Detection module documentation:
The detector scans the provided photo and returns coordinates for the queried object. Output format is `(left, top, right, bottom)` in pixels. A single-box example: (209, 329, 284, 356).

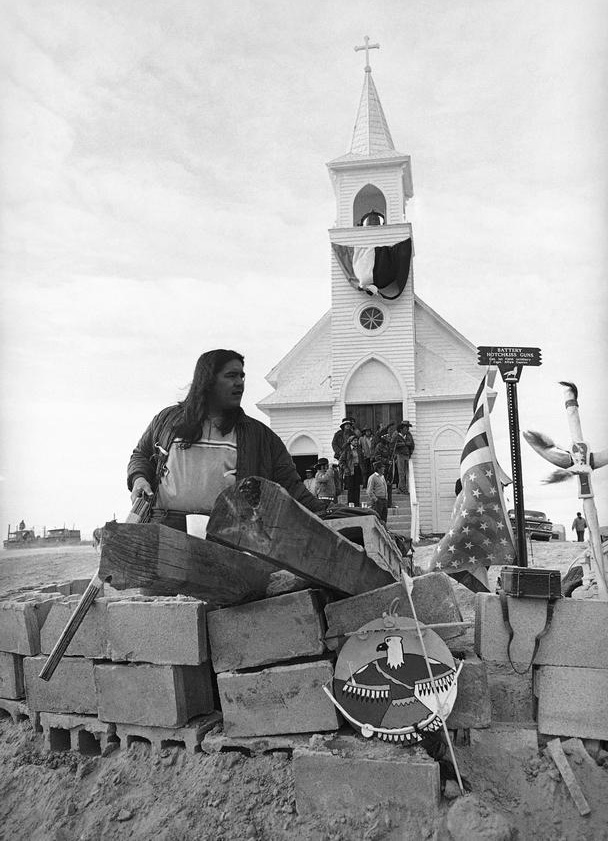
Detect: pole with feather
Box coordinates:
(523, 381, 608, 600)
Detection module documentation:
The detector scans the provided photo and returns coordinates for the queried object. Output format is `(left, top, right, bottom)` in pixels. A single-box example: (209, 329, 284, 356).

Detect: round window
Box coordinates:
(359, 306, 384, 330)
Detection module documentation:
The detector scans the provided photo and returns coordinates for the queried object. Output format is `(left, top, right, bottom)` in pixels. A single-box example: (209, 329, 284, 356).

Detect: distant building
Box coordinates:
(258, 54, 480, 533)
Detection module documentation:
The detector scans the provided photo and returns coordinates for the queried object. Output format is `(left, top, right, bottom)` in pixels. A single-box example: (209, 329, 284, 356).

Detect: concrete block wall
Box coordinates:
(0, 581, 215, 752)
(209, 589, 340, 738)
(475, 592, 608, 740)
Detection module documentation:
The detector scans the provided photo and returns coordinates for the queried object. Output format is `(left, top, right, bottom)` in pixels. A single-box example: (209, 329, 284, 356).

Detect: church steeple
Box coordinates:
(350, 67, 395, 156)
(327, 37, 413, 227)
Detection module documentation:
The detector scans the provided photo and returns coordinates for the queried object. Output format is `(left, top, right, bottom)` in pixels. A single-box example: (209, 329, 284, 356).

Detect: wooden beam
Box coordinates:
(99, 521, 276, 607)
(546, 738, 591, 816)
(207, 477, 396, 596)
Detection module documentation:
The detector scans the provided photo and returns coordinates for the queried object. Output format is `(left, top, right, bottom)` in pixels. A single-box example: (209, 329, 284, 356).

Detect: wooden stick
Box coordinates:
(401, 571, 465, 795)
(38, 574, 103, 681)
(561, 382, 608, 600)
(546, 738, 591, 816)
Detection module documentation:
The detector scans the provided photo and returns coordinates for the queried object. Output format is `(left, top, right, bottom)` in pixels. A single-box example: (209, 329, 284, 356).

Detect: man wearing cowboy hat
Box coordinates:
(391, 421, 415, 494)
(331, 417, 355, 460)
(314, 457, 336, 502)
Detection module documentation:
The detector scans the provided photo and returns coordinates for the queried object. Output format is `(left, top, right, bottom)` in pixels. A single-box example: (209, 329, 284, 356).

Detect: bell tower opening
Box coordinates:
(353, 184, 387, 226)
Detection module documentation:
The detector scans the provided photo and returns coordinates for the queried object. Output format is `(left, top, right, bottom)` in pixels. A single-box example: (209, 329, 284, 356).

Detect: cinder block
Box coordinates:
(40, 597, 112, 659)
(107, 596, 207, 665)
(0, 652, 25, 699)
(537, 665, 608, 740)
(69, 579, 97, 596)
(324, 515, 403, 579)
(475, 593, 608, 668)
(0, 593, 62, 655)
(0, 696, 37, 728)
(95, 662, 214, 727)
(24, 655, 97, 714)
(115, 711, 221, 753)
(325, 572, 463, 651)
(208, 589, 325, 672)
(217, 660, 340, 737)
(40, 712, 116, 755)
(293, 747, 440, 817)
(485, 661, 536, 723)
(446, 653, 491, 729)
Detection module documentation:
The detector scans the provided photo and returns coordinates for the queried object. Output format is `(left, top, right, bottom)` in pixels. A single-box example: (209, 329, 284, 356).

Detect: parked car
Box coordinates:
(507, 509, 553, 541)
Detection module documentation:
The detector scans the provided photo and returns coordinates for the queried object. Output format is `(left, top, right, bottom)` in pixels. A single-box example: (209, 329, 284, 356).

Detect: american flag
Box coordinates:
(431, 372, 516, 591)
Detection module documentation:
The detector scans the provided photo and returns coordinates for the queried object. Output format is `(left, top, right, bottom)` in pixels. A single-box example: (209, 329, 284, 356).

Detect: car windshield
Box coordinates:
(507, 510, 547, 520)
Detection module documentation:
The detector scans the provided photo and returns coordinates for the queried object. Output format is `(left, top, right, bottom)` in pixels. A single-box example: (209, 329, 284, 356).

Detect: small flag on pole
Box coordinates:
(431, 372, 516, 592)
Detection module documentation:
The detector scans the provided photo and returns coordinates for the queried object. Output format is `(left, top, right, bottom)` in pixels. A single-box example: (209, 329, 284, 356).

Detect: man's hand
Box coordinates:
(130, 477, 153, 504)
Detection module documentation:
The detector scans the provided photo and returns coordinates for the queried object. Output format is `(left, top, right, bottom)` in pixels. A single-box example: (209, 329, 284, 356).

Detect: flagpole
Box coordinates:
(401, 571, 465, 795)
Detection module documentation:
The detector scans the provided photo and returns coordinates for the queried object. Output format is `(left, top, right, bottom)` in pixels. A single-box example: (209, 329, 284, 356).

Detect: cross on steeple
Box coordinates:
(354, 36, 380, 72)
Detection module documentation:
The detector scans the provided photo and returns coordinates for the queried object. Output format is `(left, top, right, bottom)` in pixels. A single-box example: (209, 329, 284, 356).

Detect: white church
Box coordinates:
(258, 44, 481, 534)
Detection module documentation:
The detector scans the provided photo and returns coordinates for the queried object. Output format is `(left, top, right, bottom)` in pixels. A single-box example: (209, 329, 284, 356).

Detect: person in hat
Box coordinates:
(391, 421, 415, 494)
(367, 460, 389, 522)
(303, 468, 316, 494)
(314, 457, 336, 502)
(339, 433, 364, 506)
(359, 427, 374, 486)
(127, 349, 327, 531)
(331, 418, 354, 459)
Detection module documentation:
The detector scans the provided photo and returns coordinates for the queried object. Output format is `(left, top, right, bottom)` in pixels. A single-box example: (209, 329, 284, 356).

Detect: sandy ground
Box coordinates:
(1, 540, 607, 840)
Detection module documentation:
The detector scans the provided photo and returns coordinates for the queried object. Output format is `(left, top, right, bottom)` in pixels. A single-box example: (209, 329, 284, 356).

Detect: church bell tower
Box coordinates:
(327, 38, 416, 433)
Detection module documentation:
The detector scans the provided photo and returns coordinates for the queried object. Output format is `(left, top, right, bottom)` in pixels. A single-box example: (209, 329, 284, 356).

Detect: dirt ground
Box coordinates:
(1, 541, 607, 840)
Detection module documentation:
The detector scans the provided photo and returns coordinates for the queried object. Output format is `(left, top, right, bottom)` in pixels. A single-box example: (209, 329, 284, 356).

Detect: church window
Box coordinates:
(353, 184, 387, 226)
(359, 306, 384, 330)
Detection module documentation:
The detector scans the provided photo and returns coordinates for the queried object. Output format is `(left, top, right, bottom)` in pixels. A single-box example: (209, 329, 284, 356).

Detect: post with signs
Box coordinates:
(477, 346, 542, 567)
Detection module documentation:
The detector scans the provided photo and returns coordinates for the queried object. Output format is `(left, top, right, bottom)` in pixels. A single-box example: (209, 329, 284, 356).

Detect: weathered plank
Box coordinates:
(546, 738, 591, 816)
(99, 521, 276, 606)
(207, 477, 396, 596)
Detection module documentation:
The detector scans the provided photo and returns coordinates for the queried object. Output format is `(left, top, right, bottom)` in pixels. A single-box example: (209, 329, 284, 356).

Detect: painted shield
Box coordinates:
(327, 615, 461, 744)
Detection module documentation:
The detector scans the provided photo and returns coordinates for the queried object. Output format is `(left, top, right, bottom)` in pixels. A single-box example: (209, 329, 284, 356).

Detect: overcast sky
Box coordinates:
(1, 0, 607, 541)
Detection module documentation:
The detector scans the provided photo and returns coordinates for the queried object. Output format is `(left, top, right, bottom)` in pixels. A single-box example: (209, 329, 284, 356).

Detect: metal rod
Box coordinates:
(38, 574, 103, 681)
(506, 381, 527, 567)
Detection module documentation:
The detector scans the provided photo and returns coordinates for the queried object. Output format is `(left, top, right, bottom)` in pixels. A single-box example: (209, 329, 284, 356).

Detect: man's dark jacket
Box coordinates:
(127, 405, 326, 514)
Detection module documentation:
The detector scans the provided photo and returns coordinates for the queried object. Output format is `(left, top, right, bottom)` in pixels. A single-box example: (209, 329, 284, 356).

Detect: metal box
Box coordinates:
(500, 566, 562, 599)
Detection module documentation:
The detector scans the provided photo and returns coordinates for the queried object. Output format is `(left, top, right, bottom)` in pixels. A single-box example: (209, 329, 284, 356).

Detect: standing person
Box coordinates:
(314, 458, 336, 502)
(303, 469, 316, 494)
(391, 421, 415, 494)
(127, 349, 327, 531)
(360, 428, 374, 486)
(571, 512, 587, 542)
(367, 461, 389, 523)
(331, 419, 354, 460)
(339, 434, 363, 507)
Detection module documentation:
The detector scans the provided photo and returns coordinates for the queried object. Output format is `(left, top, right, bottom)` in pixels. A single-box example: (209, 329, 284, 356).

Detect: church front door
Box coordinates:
(346, 402, 403, 432)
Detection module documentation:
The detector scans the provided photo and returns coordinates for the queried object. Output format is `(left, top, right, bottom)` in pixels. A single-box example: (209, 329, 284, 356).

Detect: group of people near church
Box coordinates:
(299, 417, 415, 523)
(127, 348, 415, 534)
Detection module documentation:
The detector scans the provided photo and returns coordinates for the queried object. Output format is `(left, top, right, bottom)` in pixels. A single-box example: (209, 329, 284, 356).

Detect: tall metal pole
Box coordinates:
(506, 381, 528, 567)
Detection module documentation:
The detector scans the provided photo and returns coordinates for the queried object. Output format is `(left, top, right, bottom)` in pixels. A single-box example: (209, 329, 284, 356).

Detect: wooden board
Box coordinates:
(207, 477, 396, 596)
(546, 737, 591, 816)
(99, 521, 276, 607)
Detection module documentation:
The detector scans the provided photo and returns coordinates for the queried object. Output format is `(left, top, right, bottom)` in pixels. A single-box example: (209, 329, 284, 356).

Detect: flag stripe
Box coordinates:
(460, 432, 488, 464)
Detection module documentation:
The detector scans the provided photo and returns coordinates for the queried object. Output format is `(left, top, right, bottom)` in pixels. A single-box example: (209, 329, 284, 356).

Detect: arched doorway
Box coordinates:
(288, 433, 318, 480)
(344, 358, 403, 432)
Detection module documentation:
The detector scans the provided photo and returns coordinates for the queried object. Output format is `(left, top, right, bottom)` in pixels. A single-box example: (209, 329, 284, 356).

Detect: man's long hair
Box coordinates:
(174, 349, 244, 446)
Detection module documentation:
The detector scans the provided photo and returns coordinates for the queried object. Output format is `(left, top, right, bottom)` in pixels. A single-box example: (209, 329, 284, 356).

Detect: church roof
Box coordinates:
(328, 70, 405, 166)
(258, 297, 481, 409)
(414, 342, 480, 398)
(258, 311, 333, 407)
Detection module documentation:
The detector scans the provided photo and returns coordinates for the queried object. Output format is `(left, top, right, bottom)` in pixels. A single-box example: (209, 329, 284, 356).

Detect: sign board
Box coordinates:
(477, 346, 542, 367)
